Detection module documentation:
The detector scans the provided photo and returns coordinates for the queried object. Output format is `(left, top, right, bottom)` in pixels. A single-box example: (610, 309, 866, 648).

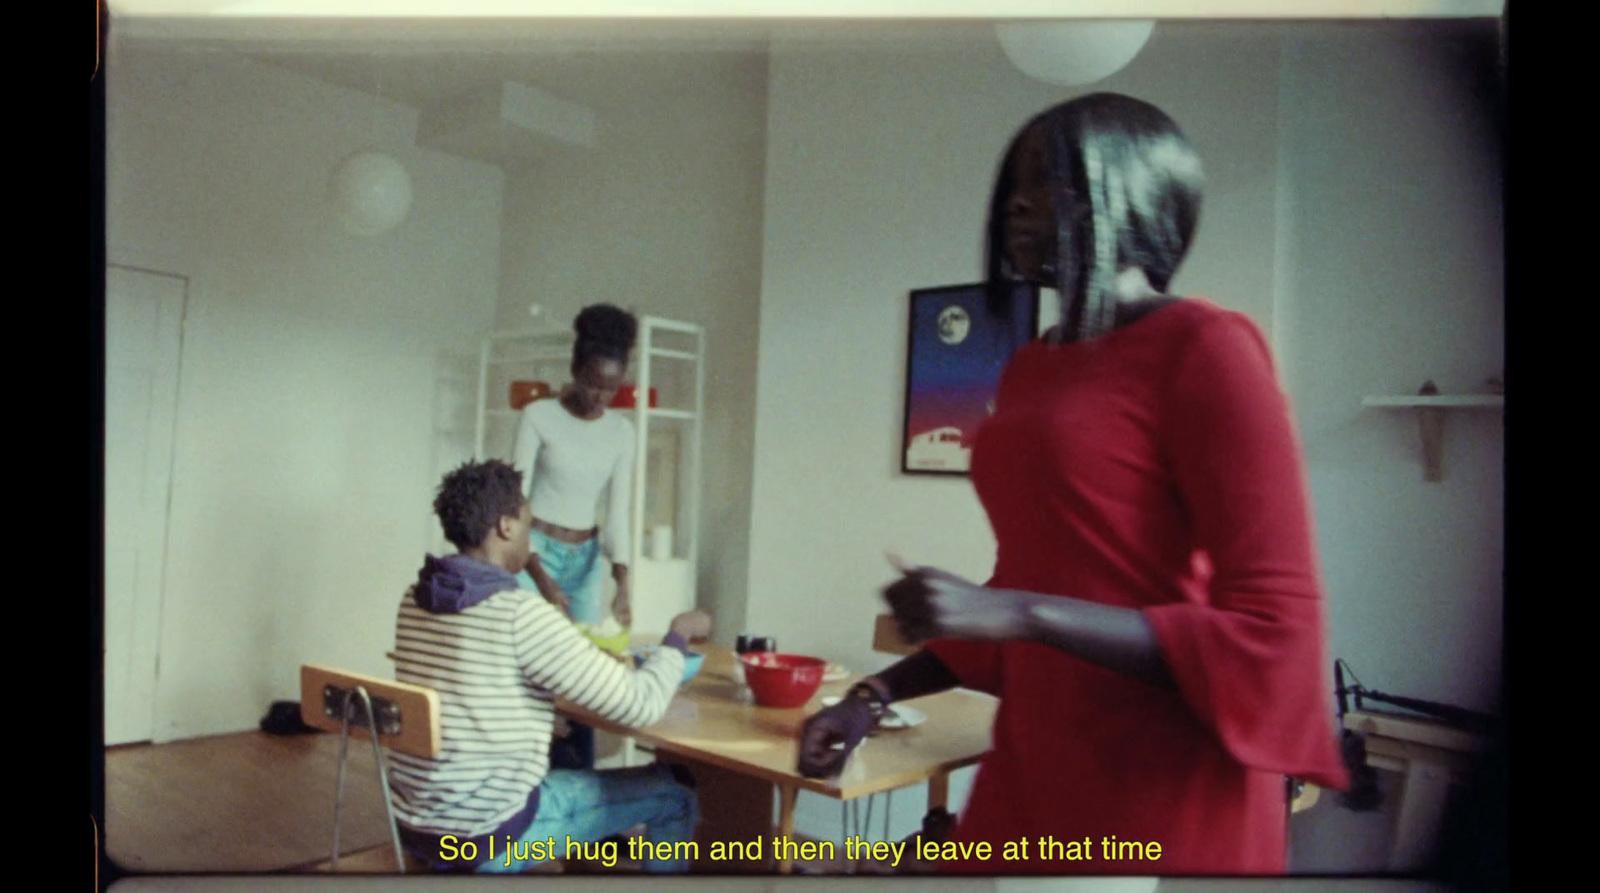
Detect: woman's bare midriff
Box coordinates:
(531, 516, 598, 544)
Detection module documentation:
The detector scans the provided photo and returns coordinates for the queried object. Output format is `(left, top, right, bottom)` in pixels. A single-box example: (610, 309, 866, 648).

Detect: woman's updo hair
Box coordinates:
(572, 304, 639, 372)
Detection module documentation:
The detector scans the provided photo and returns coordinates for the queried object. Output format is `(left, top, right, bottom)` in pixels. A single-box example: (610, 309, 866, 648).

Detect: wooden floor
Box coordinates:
(106, 730, 395, 873)
(101, 732, 1383, 884)
(103, 729, 879, 876)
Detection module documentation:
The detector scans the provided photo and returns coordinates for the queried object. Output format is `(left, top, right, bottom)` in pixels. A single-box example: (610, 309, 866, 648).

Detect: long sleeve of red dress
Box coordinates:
(922, 299, 1347, 875)
(1143, 308, 1348, 785)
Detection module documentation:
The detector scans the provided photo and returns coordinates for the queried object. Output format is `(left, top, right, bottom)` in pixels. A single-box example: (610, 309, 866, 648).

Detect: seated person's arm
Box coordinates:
(513, 602, 711, 729)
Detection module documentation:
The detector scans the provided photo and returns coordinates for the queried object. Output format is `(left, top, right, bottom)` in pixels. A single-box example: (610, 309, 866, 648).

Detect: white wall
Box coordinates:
(1274, 22, 1503, 872)
(1276, 20, 1503, 714)
(490, 50, 770, 641)
(107, 42, 505, 741)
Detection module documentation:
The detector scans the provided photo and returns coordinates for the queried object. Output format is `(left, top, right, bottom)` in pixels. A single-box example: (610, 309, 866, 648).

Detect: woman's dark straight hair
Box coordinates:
(985, 93, 1205, 342)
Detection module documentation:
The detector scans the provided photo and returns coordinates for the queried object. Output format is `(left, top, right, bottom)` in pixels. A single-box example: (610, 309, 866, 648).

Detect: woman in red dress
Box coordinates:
(798, 93, 1349, 874)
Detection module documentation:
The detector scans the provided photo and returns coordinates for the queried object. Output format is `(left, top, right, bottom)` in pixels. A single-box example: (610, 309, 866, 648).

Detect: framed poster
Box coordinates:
(901, 282, 1039, 475)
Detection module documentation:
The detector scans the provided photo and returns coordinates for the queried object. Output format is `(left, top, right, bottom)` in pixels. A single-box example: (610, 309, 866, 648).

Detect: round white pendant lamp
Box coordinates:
(330, 151, 413, 237)
(996, 21, 1157, 87)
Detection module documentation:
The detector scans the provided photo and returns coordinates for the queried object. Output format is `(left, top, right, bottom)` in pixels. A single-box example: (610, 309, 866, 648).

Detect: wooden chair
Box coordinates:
(299, 664, 441, 873)
(872, 614, 917, 656)
(1291, 781, 1321, 813)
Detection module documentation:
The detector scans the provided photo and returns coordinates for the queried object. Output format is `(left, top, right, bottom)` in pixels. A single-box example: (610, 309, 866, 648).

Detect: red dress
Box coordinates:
(925, 299, 1349, 875)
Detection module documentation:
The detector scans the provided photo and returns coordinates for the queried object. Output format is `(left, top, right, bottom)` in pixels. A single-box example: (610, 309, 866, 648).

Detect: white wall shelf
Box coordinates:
(1361, 395, 1504, 410)
(1360, 384, 1503, 483)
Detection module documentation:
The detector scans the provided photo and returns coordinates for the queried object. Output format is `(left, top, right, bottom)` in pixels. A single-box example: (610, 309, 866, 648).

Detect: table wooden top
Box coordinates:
(1341, 710, 1484, 753)
(560, 642, 996, 800)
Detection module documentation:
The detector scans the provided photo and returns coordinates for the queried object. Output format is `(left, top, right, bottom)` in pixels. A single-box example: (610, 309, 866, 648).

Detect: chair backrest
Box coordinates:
(299, 664, 442, 760)
(1291, 783, 1321, 813)
(873, 614, 916, 656)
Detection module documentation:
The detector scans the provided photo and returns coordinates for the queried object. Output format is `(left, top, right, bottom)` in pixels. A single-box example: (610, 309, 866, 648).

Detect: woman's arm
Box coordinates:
(510, 404, 543, 501)
(611, 562, 632, 626)
(602, 419, 635, 562)
(512, 598, 683, 729)
(1020, 591, 1172, 687)
(604, 420, 635, 624)
(524, 552, 570, 614)
(1138, 312, 1348, 786)
(882, 561, 1174, 688)
(855, 649, 961, 704)
(797, 649, 959, 778)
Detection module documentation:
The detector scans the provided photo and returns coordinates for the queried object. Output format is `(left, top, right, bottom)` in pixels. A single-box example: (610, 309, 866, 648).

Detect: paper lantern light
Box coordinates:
(330, 151, 413, 236)
(996, 21, 1157, 87)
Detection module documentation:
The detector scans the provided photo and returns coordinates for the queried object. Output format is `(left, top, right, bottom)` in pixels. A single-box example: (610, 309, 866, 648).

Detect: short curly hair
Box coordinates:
(572, 303, 638, 373)
(432, 459, 526, 551)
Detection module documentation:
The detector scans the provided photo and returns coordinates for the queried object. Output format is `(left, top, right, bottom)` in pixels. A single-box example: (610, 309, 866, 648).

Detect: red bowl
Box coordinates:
(739, 653, 827, 708)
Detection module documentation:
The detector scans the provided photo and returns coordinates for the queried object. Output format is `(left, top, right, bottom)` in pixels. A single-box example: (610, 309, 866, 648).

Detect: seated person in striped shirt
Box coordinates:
(389, 459, 713, 873)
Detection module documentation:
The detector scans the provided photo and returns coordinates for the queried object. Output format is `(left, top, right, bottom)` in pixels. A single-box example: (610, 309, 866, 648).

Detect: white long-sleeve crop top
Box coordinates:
(510, 398, 635, 562)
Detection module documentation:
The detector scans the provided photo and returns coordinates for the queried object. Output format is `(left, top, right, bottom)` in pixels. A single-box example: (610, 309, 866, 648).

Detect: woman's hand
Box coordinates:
(668, 610, 713, 642)
(612, 578, 633, 628)
(525, 554, 572, 616)
(883, 553, 1029, 644)
(797, 696, 877, 779)
(541, 586, 572, 616)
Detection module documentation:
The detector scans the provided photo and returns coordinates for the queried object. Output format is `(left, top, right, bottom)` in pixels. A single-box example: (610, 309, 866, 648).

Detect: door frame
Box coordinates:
(104, 245, 199, 745)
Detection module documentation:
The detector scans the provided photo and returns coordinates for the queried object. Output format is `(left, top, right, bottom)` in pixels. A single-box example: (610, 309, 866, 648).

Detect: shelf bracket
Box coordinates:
(1361, 380, 1502, 483)
(1417, 406, 1445, 483)
(1415, 380, 1444, 483)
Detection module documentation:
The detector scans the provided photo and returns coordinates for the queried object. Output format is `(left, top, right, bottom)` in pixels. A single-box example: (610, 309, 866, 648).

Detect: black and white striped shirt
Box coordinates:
(388, 585, 684, 838)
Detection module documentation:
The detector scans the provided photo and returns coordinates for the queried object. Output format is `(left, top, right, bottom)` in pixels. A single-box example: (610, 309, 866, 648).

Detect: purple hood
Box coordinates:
(411, 554, 519, 614)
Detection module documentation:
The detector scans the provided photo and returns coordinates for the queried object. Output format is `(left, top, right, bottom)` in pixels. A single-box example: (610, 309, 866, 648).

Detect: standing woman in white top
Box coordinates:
(511, 304, 638, 631)
(511, 305, 638, 772)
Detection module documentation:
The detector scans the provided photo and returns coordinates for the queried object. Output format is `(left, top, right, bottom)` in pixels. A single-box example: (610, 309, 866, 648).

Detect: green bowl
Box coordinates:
(578, 624, 632, 656)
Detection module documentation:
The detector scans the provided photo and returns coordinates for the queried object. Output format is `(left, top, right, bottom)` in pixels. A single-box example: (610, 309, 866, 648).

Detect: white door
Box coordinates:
(104, 265, 186, 746)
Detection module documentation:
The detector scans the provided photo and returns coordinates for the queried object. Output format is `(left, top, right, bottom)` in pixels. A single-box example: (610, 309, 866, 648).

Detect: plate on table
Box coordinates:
(822, 662, 850, 682)
(819, 697, 927, 730)
(879, 705, 926, 730)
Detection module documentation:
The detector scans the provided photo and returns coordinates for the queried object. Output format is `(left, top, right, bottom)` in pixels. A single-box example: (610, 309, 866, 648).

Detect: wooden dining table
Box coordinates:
(557, 640, 997, 874)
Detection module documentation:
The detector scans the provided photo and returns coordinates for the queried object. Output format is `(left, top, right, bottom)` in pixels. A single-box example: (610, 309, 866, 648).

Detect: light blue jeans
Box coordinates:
(517, 528, 606, 626)
(518, 527, 607, 770)
(474, 765, 699, 874)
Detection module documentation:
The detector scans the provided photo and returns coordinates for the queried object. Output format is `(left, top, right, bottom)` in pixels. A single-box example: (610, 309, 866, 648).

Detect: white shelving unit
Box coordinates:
(1361, 386, 1503, 482)
(472, 316, 705, 635)
(623, 318, 704, 639)
(473, 327, 573, 460)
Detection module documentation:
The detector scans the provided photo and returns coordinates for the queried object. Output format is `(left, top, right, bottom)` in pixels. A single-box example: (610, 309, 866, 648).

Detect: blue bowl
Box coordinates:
(680, 650, 706, 683)
(633, 647, 704, 685)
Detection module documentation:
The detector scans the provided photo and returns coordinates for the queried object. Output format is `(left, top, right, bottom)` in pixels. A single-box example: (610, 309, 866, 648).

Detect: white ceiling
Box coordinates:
(112, 20, 1025, 113)
(104, 0, 1508, 19)
(107, 19, 1026, 167)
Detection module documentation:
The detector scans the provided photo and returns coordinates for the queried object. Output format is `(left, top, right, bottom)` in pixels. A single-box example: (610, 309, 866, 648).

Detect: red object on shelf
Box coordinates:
(739, 653, 827, 708)
(509, 380, 552, 410)
(610, 385, 659, 409)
